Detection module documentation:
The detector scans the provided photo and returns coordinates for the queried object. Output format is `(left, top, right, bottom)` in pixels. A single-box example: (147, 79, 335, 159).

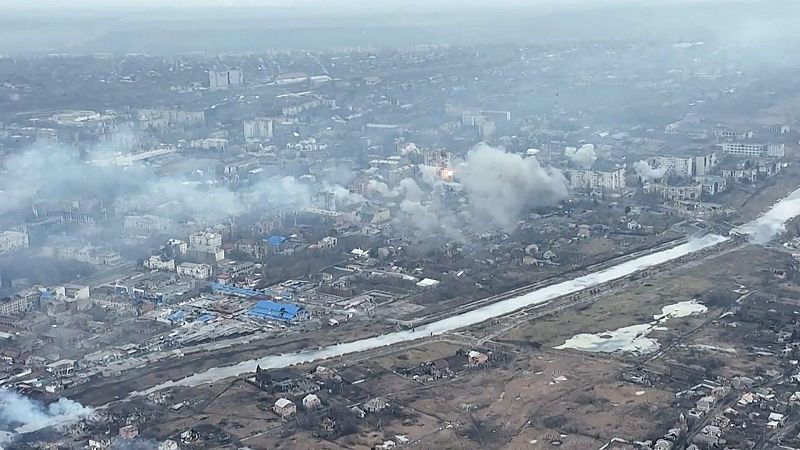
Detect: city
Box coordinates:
(2, 1, 800, 449)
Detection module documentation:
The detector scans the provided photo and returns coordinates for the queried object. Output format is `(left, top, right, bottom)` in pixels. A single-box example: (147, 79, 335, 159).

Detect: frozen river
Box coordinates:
(139, 186, 800, 394)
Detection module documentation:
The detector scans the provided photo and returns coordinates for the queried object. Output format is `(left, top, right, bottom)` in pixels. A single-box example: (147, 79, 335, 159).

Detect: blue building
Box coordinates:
(249, 300, 308, 322)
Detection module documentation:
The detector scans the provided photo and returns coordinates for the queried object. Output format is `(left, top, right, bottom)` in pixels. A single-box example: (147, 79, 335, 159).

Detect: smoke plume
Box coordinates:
(0, 390, 92, 437)
(457, 144, 569, 229)
(564, 144, 597, 169)
(633, 160, 667, 182)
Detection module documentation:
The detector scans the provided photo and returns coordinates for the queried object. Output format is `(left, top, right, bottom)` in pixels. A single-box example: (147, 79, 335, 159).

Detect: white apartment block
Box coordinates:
(648, 156, 693, 178)
(568, 167, 626, 191)
(721, 142, 784, 158)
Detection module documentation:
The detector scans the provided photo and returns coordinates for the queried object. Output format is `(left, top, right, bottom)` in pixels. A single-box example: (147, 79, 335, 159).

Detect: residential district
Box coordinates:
(2, 36, 800, 450)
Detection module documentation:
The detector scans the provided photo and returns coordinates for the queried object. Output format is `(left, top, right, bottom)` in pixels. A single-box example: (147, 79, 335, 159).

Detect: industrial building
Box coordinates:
(249, 299, 308, 322)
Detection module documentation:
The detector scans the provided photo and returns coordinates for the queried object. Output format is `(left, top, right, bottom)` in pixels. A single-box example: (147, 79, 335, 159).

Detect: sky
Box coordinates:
(4, 0, 747, 10)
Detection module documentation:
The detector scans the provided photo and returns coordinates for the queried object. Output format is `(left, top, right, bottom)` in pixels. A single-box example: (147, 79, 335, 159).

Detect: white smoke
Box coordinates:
(367, 180, 396, 198)
(418, 164, 444, 188)
(0, 390, 93, 438)
(457, 144, 569, 229)
(633, 160, 667, 182)
(397, 178, 425, 202)
(564, 144, 597, 169)
(321, 183, 365, 207)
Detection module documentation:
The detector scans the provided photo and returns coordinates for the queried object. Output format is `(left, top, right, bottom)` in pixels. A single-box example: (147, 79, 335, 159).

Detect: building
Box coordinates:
(249, 300, 309, 322)
(243, 118, 274, 141)
(302, 393, 322, 410)
(721, 142, 784, 158)
(143, 255, 176, 272)
(118, 425, 139, 440)
(46, 359, 77, 377)
(273, 398, 296, 418)
(468, 350, 489, 366)
(176, 262, 212, 280)
(568, 166, 626, 191)
(0, 231, 29, 254)
(209, 69, 243, 89)
(647, 156, 693, 178)
(185, 245, 225, 264)
(189, 231, 223, 249)
(0, 295, 36, 316)
(124, 215, 172, 234)
(189, 138, 227, 151)
(644, 182, 703, 201)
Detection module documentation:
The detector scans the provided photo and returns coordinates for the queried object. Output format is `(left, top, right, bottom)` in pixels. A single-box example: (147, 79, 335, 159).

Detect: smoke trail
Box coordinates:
(0, 390, 92, 437)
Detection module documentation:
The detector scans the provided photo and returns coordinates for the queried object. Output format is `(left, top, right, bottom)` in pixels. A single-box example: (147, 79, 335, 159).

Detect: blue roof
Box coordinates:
(264, 235, 288, 247)
(249, 300, 304, 322)
(211, 283, 276, 298)
(197, 313, 215, 323)
(167, 310, 188, 323)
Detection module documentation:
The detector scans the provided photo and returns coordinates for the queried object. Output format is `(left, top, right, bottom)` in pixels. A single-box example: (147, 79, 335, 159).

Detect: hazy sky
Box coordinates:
(6, 0, 744, 10)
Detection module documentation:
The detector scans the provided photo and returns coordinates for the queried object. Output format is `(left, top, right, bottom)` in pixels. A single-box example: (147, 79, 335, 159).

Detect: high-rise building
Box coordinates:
(243, 118, 274, 141)
(209, 69, 244, 89)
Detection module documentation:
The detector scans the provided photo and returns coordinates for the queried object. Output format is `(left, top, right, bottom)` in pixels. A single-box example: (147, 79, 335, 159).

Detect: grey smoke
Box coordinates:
(0, 140, 356, 227)
(564, 144, 597, 169)
(0, 390, 93, 437)
(633, 160, 667, 182)
(457, 144, 569, 229)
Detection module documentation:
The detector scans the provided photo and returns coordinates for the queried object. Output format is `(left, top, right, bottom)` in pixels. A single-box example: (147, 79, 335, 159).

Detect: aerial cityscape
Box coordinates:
(3, 1, 800, 449)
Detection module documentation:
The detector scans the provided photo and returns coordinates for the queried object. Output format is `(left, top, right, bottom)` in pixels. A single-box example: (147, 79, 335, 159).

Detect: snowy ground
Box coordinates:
(555, 300, 708, 355)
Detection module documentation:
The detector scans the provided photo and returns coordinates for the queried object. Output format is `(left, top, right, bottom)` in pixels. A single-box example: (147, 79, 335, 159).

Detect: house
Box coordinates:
(351, 406, 366, 418)
(303, 393, 322, 410)
(274, 398, 296, 418)
(119, 425, 139, 440)
(363, 397, 388, 413)
(313, 365, 336, 380)
(468, 350, 489, 366)
(696, 395, 716, 412)
(375, 441, 396, 450)
(88, 439, 111, 450)
(430, 359, 451, 378)
(158, 440, 179, 450)
(768, 412, 786, 428)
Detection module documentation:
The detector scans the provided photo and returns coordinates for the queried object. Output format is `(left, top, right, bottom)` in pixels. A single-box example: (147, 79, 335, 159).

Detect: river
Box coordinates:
(138, 186, 800, 394)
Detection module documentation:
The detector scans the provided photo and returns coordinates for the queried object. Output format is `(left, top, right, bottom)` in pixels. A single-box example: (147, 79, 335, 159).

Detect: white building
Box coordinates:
(721, 142, 784, 158)
(143, 255, 176, 272)
(648, 156, 693, 178)
(243, 118, 274, 141)
(0, 231, 29, 254)
(568, 167, 626, 191)
(176, 262, 212, 280)
(302, 394, 322, 410)
(273, 398, 296, 418)
(644, 183, 703, 201)
(644, 152, 717, 179)
(189, 231, 223, 249)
